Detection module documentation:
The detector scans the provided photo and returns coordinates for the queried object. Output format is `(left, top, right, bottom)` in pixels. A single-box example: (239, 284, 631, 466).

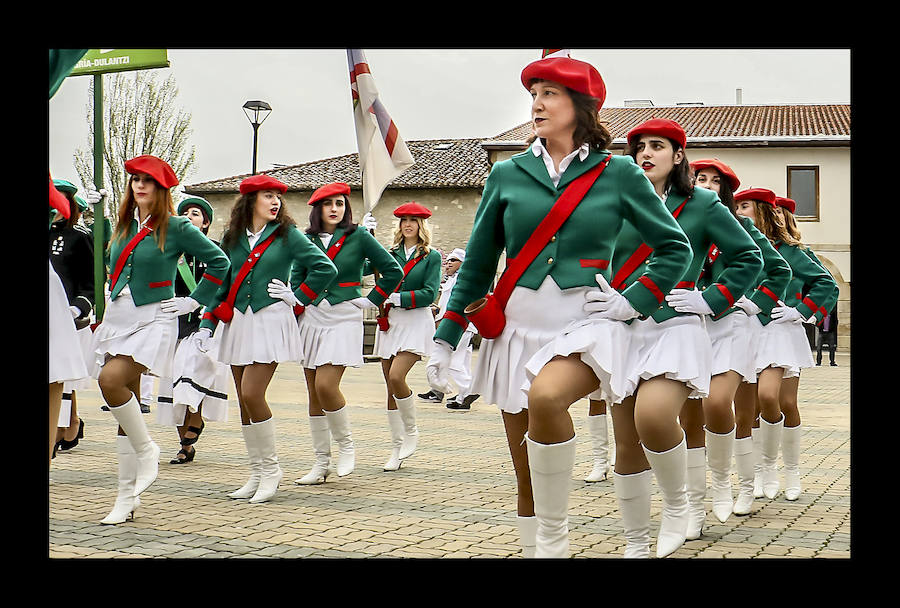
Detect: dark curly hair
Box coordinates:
(524, 81, 612, 150)
(625, 135, 694, 197)
(221, 190, 296, 251)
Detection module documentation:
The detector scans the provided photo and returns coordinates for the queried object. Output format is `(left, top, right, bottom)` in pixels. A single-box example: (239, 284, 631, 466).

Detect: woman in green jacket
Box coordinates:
(91, 155, 230, 524)
(433, 57, 692, 558)
(198, 175, 337, 504)
(771, 195, 839, 501)
(375, 202, 442, 471)
(293, 183, 403, 485)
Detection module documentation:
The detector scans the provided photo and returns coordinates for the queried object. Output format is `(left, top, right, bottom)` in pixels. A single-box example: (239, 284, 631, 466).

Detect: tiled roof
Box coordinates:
(186, 138, 490, 194)
(492, 104, 851, 141)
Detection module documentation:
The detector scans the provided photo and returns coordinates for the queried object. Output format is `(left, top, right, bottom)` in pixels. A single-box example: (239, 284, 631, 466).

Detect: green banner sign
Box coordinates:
(69, 49, 169, 76)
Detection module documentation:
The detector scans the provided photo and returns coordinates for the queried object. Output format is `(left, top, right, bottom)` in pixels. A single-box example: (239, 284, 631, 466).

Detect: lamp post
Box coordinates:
(242, 100, 272, 175)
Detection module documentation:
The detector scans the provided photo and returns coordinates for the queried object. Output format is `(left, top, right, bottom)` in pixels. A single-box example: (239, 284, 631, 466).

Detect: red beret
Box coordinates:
(734, 187, 777, 207)
(124, 155, 179, 189)
(520, 57, 606, 109)
(308, 182, 351, 206)
(393, 202, 432, 219)
(240, 174, 288, 195)
(775, 196, 796, 214)
(627, 118, 687, 151)
(690, 158, 741, 191)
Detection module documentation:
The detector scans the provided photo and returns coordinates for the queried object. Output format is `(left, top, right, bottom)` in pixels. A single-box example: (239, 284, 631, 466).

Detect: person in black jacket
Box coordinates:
(49, 180, 96, 456)
(816, 306, 838, 366)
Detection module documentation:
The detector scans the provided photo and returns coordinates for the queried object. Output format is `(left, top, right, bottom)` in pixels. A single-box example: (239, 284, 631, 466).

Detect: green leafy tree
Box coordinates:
(74, 71, 196, 219)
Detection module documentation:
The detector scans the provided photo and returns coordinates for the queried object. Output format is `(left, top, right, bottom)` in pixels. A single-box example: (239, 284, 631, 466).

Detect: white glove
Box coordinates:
(160, 296, 200, 318)
(734, 295, 762, 316)
(194, 328, 213, 353)
(770, 303, 805, 325)
(267, 278, 300, 306)
(584, 274, 641, 321)
(69, 305, 81, 318)
(429, 340, 454, 394)
(84, 188, 107, 206)
(362, 212, 378, 232)
(387, 292, 402, 307)
(665, 288, 713, 316)
(350, 296, 377, 310)
(803, 314, 819, 325)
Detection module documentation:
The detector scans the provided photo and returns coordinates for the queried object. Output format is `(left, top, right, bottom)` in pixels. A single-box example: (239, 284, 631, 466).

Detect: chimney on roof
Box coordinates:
(624, 99, 654, 108)
(676, 102, 704, 106)
(736, 88, 743, 105)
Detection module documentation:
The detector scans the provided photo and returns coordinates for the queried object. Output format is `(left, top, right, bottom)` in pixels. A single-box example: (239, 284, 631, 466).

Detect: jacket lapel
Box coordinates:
(555, 150, 607, 191)
(511, 148, 557, 194)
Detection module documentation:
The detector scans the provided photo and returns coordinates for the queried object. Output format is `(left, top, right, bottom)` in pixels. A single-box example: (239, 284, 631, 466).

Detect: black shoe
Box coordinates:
(140, 403, 151, 414)
(418, 390, 444, 403)
(169, 446, 196, 464)
(830, 362, 838, 366)
(462, 394, 480, 407)
(181, 420, 205, 446)
(58, 419, 84, 451)
(100, 405, 110, 412)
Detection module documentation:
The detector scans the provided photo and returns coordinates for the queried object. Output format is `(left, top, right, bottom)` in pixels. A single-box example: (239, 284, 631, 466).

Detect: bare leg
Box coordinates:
(235, 362, 278, 423)
(314, 364, 347, 412)
(98, 355, 147, 436)
(527, 354, 600, 444)
(679, 398, 705, 449)
(386, 351, 421, 403)
(49, 383, 63, 466)
(703, 371, 740, 434)
(756, 366, 784, 424)
(634, 376, 691, 452)
(611, 396, 650, 475)
(380, 358, 396, 410)
(780, 375, 801, 428)
(501, 409, 534, 517)
(588, 399, 607, 416)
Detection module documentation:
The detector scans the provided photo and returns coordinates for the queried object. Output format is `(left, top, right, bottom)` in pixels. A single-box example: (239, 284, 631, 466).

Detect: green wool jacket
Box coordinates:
(198, 221, 336, 331)
(433, 147, 692, 348)
(778, 242, 838, 324)
(108, 215, 229, 308)
(610, 186, 763, 324)
(291, 226, 403, 307)
(367, 246, 442, 309)
(700, 214, 793, 324)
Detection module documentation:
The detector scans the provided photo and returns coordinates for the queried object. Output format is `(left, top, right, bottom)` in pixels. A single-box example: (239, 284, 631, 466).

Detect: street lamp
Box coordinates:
(242, 100, 272, 175)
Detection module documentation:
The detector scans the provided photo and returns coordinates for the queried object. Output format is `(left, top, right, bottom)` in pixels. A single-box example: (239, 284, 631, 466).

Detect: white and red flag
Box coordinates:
(542, 49, 571, 58)
(347, 49, 415, 212)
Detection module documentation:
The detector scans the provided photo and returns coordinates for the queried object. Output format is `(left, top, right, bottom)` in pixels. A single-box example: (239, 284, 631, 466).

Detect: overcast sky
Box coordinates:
(48, 48, 851, 189)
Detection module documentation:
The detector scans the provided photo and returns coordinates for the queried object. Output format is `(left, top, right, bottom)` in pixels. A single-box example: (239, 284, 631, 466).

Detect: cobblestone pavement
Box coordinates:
(49, 351, 850, 559)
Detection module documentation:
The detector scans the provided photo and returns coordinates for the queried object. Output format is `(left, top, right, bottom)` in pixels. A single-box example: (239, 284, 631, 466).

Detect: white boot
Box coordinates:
(325, 406, 355, 476)
(752, 425, 764, 498)
(107, 394, 160, 496)
(516, 515, 537, 559)
(584, 414, 610, 482)
(394, 393, 418, 460)
(613, 469, 652, 558)
(706, 427, 735, 523)
(782, 424, 802, 501)
(732, 436, 755, 515)
(758, 414, 783, 499)
(249, 418, 283, 504)
(100, 436, 141, 524)
(643, 436, 689, 558)
(295, 416, 331, 485)
(229, 424, 263, 499)
(685, 446, 707, 540)
(384, 409, 405, 471)
(525, 434, 577, 559)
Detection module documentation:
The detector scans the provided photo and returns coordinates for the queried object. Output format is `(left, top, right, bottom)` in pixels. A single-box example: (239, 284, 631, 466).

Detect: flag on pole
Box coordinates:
(542, 49, 571, 59)
(347, 49, 415, 213)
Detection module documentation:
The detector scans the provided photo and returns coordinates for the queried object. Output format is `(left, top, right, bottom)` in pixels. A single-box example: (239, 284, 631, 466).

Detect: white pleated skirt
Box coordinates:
(473, 277, 591, 415)
(49, 261, 88, 385)
(90, 287, 178, 379)
(62, 325, 94, 392)
(212, 301, 302, 366)
(297, 299, 364, 368)
(156, 334, 231, 426)
(753, 315, 815, 379)
(707, 310, 757, 381)
(376, 305, 435, 360)
(619, 314, 712, 401)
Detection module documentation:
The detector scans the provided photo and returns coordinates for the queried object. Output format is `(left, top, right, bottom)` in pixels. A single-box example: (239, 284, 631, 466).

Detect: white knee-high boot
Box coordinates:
(613, 469, 652, 558)
(584, 414, 611, 482)
(732, 436, 755, 515)
(229, 423, 263, 498)
(384, 409, 405, 471)
(706, 427, 735, 522)
(758, 414, 784, 499)
(782, 424, 802, 501)
(685, 446, 707, 540)
(295, 415, 331, 485)
(525, 434, 577, 559)
(643, 435, 689, 558)
(752, 425, 764, 498)
(249, 418, 282, 504)
(107, 394, 160, 496)
(394, 393, 418, 460)
(516, 515, 537, 558)
(325, 406, 355, 476)
(100, 436, 141, 524)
